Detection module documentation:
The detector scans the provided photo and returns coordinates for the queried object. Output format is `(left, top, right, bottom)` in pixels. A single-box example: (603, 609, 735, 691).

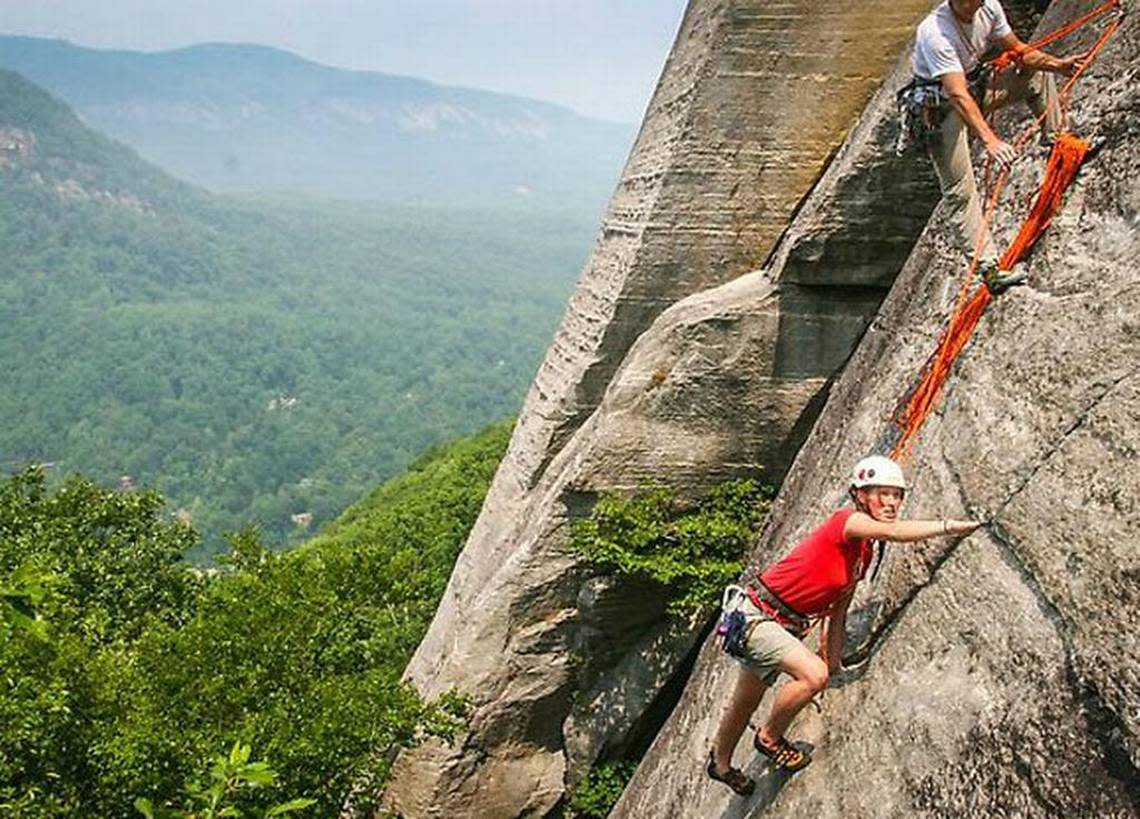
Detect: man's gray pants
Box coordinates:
(928, 67, 1064, 265)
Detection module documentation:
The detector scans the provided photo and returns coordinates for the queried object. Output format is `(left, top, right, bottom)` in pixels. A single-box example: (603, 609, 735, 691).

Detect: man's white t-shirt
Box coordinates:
(913, 0, 1013, 79)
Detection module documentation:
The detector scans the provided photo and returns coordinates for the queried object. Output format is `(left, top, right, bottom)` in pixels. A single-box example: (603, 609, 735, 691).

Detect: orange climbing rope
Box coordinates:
(888, 1, 1124, 463)
(990, 0, 1123, 71)
(892, 134, 1091, 460)
(998, 133, 1092, 268)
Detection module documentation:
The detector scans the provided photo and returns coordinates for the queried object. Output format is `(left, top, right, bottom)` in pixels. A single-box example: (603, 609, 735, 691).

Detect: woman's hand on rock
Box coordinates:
(949, 519, 983, 536)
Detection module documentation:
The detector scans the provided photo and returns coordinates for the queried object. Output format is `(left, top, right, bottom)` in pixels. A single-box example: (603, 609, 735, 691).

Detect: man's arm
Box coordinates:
(844, 512, 981, 543)
(995, 32, 1085, 76)
(940, 71, 1018, 167)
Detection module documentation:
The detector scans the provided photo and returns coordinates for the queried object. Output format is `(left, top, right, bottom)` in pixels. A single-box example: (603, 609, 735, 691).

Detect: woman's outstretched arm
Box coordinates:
(844, 512, 981, 543)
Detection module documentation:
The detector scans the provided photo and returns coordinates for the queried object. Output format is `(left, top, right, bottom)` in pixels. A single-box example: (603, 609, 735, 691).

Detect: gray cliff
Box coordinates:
(614, 0, 1140, 816)
(378, 0, 1138, 816)
(379, 0, 941, 815)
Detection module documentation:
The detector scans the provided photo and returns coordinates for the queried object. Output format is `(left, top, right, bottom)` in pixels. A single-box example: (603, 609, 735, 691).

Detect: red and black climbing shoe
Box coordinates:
(753, 733, 812, 773)
(979, 260, 1029, 294)
(706, 750, 755, 797)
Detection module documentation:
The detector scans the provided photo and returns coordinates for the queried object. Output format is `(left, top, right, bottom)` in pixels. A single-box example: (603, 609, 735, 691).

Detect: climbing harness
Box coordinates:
(746, 580, 814, 636)
(717, 585, 751, 658)
(890, 0, 1124, 463)
(896, 64, 991, 156)
(716, 582, 817, 659)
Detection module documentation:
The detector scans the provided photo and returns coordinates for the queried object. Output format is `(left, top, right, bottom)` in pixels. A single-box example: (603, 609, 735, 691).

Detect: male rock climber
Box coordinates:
(898, 0, 1085, 292)
(706, 456, 981, 796)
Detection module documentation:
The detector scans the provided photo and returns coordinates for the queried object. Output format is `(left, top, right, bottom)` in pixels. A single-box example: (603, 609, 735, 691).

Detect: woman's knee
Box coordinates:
(805, 663, 829, 693)
(793, 655, 829, 692)
(782, 649, 829, 692)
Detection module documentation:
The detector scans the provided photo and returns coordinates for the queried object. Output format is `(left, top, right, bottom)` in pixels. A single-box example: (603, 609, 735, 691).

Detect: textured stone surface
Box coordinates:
(477, 0, 940, 520)
(377, 3, 944, 814)
(380, 0, 1140, 815)
(613, 2, 1140, 816)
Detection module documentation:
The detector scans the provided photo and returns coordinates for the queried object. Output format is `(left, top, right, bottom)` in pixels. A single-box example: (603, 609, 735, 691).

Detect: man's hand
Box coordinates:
(1055, 52, 1089, 77)
(986, 138, 1019, 169)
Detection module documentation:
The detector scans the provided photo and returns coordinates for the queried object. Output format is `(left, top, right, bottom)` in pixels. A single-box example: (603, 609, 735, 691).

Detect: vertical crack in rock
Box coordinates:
(993, 366, 1140, 518)
(842, 535, 967, 669)
(987, 523, 1140, 810)
(850, 369, 1139, 686)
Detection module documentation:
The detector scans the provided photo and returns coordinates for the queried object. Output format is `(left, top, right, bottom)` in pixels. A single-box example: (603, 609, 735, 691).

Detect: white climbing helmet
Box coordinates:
(850, 455, 907, 491)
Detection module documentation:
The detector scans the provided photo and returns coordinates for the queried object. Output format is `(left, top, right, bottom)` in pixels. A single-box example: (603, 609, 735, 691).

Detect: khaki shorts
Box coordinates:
(734, 596, 803, 685)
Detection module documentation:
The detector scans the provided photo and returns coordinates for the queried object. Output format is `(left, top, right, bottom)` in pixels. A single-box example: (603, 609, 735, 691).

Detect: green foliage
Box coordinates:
(0, 69, 592, 555)
(0, 421, 508, 817)
(567, 762, 636, 819)
(215, 528, 270, 575)
(0, 469, 205, 817)
(0, 564, 49, 641)
(570, 480, 776, 615)
(134, 742, 316, 819)
(0, 468, 202, 643)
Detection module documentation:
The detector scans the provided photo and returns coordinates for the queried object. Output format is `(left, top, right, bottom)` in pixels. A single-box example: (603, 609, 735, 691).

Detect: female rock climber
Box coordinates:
(706, 455, 981, 796)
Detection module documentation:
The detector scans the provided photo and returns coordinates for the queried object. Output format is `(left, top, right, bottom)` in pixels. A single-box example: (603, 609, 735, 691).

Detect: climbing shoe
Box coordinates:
(979, 260, 1029, 294)
(706, 750, 755, 796)
(753, 733, 812, 773)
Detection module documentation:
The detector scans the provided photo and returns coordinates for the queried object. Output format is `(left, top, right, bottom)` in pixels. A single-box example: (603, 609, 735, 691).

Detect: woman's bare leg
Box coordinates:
(711, 667, 767, 771)
(757, 642, 828, 747)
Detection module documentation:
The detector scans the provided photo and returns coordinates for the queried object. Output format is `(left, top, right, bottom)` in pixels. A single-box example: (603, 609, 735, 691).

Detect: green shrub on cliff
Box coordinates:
(567, 761, 637, 818)
(570, 480, 775, 614)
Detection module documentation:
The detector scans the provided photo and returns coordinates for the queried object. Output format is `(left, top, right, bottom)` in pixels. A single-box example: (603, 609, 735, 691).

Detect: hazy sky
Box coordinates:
(0, 0, 688, 122)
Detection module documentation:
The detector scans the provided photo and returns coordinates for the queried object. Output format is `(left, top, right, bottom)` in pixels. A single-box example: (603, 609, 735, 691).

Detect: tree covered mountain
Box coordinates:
(0, 69, 594, 556)
(0, 36, 633, 209)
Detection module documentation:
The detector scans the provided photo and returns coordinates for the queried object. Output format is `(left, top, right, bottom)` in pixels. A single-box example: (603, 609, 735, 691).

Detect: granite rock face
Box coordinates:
(613, 2, 1140, 817)
(378, 1, 940, 815)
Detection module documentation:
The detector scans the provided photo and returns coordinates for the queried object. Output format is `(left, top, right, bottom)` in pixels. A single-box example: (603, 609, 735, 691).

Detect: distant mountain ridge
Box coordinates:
(0, 35, 632, 207)
(0, 68, 594, 552)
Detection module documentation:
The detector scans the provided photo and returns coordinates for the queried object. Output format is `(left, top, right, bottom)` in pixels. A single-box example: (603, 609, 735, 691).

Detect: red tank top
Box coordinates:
(758, 508, 872, 618)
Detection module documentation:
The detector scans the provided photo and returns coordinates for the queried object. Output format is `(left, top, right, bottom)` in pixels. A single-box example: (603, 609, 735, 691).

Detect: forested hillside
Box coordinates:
(0, 420, 511, 817)
(0, 36, 632, 208)
(0, 70, 593, 554)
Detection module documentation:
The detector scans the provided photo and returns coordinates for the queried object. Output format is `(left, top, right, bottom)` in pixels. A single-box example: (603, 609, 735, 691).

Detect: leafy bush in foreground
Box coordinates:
(0, 420, 510, 817)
